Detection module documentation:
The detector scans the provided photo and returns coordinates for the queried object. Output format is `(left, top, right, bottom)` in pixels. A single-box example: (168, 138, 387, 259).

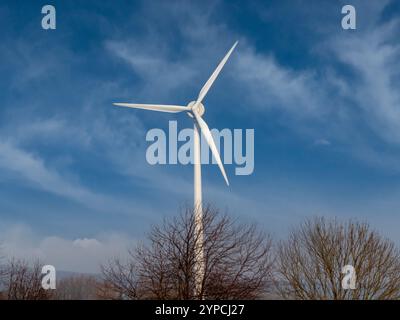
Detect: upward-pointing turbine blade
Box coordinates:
(196, 41, 238, 104)
(113, 103, 188, 113)
(193, 111, 229, 186)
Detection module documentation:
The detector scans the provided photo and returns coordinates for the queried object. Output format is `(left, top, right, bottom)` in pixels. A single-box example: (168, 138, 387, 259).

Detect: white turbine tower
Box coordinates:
(114, 41, 238, 298)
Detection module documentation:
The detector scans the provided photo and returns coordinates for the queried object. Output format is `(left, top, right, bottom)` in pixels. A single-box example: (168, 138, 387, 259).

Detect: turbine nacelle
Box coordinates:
(187, 101, 205, 118)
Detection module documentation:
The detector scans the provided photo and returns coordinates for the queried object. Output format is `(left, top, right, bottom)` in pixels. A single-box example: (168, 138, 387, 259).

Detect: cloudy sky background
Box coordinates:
(0, 0, 400, 273)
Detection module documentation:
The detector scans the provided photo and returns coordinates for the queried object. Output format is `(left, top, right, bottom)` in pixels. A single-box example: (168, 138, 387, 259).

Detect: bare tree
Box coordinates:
(99, 259, 139, 300)
(101, 206, 274, 299)
(54, 275, 99, 300)
(1, 259, 51, 300)
(276, 217, 400, 300)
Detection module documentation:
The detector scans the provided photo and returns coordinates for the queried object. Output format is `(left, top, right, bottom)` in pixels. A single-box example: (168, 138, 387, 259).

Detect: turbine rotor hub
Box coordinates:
(188, 101, 205, 116)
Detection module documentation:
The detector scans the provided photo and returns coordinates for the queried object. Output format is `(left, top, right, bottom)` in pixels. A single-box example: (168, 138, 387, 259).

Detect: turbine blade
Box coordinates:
(113, 103, 187, 113)
(193, 111, 229, 186)
(196, 41, 238, 104)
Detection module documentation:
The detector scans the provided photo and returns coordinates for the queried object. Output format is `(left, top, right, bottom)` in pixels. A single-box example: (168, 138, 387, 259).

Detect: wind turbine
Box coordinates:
(114, 41, 238, 298)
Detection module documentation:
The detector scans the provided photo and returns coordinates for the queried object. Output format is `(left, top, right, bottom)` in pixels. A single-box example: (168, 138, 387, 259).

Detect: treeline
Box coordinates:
(1, 206, 400, 300)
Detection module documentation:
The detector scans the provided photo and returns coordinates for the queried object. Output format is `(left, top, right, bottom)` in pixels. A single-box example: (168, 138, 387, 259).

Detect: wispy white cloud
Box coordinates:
(329, 19, 400, 145)
(105, 40, 196, 99)
(232, 1, 400, 170)
(233, 46, 328, 118)
(0, 139, 123, 213)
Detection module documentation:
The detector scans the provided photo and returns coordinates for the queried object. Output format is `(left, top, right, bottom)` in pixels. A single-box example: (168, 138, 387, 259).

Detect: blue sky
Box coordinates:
(0, 0, 400, 272)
